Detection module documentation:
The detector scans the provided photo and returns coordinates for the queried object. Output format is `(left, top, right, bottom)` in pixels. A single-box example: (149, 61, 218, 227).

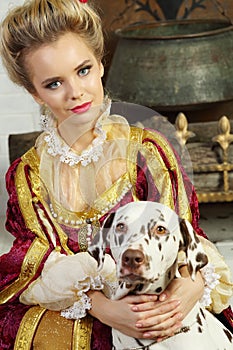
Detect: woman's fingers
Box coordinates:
(135, 303, 182, 329)
(138, 310, 182, 329)
(132, 299, 180, 313)
(142, 317, 182, 340)
(132, 299, 183, 340)
(124, 294, 159, 305)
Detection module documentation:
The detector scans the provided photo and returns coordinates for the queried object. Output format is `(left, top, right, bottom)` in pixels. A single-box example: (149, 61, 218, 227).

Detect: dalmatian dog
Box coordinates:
(90, 201, 233, 350)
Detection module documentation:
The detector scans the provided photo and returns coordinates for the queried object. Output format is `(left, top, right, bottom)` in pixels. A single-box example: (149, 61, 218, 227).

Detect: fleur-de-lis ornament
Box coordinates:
(212, 116, 233, 157)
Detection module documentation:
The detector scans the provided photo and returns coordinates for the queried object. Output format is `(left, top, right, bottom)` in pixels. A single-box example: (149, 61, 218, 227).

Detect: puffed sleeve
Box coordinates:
(199, 236, 233, 313)
(20, 251, 117, 319)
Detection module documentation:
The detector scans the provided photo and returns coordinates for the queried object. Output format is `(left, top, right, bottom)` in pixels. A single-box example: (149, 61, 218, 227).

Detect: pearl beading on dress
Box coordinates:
(49, 183, 132, 226)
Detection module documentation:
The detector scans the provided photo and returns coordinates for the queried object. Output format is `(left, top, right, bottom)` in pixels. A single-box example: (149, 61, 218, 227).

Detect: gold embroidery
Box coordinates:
(22, 148, 73, 254)
(130, 127, 192, 222)
(144, 128, 192, 221)
(0, 238, 48, 303)
(14, 306, 46, 350)
(72, 316, 93, 350)
(15, 160, 47, 241)
(127, 127, 142, 201)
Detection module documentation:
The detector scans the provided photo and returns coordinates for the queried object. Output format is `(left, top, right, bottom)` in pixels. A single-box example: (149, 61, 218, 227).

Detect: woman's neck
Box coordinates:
(72, 128, 96, 153)
(58, 119, 96, 153)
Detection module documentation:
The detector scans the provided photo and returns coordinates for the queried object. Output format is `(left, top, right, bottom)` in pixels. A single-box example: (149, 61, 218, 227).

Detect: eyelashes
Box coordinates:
(78, 64, 92, 77)
(44, 64, 93, 90)
(45, 81, 61, 89)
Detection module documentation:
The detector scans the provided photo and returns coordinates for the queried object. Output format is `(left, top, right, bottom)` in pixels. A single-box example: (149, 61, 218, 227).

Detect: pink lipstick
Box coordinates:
(71, 102, 91, 114)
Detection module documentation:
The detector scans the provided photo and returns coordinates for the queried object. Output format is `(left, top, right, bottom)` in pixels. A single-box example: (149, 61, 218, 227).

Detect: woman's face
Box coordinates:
(27, 32, 104, 125)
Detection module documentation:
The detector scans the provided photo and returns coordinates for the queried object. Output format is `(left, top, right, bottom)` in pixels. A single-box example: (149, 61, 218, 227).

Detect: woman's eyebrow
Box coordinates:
(42, 76, 61, 86)
(74, 59, 91, 70)
(41, 59, 92, 86)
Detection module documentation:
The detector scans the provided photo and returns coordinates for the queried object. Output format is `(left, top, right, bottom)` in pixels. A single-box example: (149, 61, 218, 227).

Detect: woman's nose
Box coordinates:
(67, 79, 83, 100)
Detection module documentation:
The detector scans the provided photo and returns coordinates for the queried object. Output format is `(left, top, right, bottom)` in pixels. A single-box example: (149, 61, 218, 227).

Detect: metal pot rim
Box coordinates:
(115, 19, 233, 40)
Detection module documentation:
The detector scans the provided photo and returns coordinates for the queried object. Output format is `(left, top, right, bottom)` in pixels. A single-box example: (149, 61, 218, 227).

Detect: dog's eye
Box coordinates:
(116, 223, 128, 233)
(155, 225, 167, 235)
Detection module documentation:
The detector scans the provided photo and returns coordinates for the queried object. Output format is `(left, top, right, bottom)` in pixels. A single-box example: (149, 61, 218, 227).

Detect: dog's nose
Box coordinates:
(122, 249, 144, 269)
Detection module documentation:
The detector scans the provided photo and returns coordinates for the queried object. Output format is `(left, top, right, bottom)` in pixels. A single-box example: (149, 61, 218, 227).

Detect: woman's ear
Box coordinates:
(100, 62, 104, 78)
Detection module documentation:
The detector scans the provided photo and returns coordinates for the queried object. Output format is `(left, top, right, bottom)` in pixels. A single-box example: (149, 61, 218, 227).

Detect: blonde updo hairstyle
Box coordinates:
(0, 0, 104, 93)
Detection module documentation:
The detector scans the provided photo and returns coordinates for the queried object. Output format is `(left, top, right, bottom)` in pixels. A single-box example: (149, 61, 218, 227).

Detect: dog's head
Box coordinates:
(89, 201, 208, 294)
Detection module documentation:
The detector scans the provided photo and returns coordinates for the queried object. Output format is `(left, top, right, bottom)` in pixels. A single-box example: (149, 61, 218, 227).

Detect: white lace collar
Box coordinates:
(43, 100, 111, 167)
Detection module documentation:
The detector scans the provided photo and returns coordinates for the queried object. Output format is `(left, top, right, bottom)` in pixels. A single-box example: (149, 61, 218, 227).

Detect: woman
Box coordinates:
(0, 0, 232, 349)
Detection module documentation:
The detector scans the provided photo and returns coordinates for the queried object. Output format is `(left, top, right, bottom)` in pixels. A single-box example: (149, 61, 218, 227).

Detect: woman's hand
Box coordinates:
(127, 268, 204, 341)
(158, 267, 205, 318)
(88, 267, 204, 341)
(88, 291, 182, 340)
(87, 290, 149, 338)
(145, 267, 204, 341)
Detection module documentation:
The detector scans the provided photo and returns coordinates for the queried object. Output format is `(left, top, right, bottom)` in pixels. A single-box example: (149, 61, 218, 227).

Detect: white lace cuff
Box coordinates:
(61, 294, 92, 319)
(200, 263, 220, 307)
(61, 275, 104, 320)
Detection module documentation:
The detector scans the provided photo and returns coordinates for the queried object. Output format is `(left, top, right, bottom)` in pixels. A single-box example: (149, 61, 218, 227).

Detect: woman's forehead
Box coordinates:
(26, 33, 98, 78)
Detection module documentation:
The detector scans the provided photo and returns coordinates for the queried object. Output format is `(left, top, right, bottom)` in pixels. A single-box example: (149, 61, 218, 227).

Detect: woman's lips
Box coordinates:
(70, 102, 92, 114)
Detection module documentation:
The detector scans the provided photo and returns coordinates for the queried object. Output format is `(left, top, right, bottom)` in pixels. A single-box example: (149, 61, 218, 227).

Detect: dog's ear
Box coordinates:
(179, 219, 208, 280)
(88, 212, 115, 269)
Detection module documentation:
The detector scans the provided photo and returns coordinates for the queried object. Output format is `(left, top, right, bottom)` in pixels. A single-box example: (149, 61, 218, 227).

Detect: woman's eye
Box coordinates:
(116, 223, 128, 234)
(155, 225, 167, 235)
(78, 65, 92, 77)
(46, 81, 61, 89)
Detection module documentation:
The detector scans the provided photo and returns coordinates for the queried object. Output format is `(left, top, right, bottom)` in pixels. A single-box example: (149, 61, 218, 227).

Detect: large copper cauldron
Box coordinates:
(105, 20, 233, 111)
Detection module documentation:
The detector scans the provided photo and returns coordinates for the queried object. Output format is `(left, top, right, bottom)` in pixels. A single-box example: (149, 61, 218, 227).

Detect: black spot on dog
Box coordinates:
(188, 261, 194, 277)
(158, 212, 165, 222)
(195, 252, 208, 270)
(199, 308, 206, 319)
(138, 243, 144, 252)
(144, 238, 149, 245)
(198, 326, 203, 333)
(135, 339, 145, 346)
(144, 255, 151, 270)
(118, 235, 124, 246)
(190, 242, 197, 251)
(194, 231, 200, 243)
(196, 252, 208, 263)
(196, 312, 203, 327)
(140, 225, 146, 235)
(119, 282, 124, 288)
(147, 223, 152, 239)
(165, 235, 169, 242)
(223, 328, 232, 342)
(155, 286, 162, 293)
(158, 243, 162, 251)
(90, 247, 101, 266)
(134, 283, 144, 292)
